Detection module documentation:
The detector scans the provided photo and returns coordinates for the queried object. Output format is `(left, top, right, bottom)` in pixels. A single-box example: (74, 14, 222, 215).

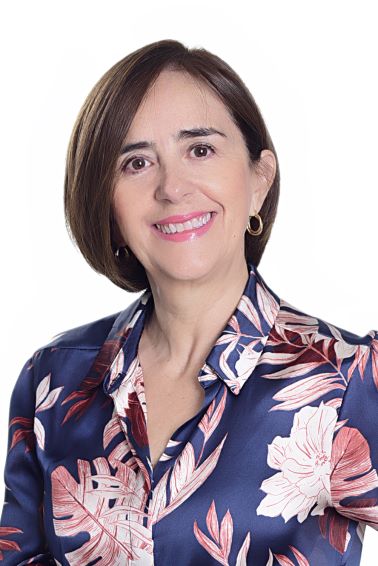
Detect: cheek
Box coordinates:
(112, 187, 147, 239)
(112, 189, 131, 235)
(217, 169, 252, 211)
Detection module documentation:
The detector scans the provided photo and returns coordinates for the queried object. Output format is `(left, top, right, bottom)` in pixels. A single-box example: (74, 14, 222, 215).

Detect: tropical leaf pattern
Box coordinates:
(0, 260, 377, 564)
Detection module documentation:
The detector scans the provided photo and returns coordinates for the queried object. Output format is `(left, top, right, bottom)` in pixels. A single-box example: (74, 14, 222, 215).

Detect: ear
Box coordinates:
(249, 149, 276, 215)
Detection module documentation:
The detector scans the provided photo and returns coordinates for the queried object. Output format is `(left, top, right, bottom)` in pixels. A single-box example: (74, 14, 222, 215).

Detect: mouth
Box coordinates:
(153, 211, 217, 233)
(151, 211, 217, 242)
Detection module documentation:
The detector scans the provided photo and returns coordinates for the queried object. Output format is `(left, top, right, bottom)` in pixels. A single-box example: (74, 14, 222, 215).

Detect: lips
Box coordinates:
(154, 210, 216, 225)
(152, 209, 216, 242)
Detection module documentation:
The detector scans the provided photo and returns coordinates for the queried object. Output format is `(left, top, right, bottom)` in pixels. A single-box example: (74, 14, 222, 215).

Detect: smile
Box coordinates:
(155, 212, 213, 234)
(152, 212, 217, 242)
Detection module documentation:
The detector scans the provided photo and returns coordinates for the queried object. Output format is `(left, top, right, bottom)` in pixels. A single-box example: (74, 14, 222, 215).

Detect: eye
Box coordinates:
(121, 156, 152, 175)
(190, 143, 215, 159)
(120, 143, 215, 176)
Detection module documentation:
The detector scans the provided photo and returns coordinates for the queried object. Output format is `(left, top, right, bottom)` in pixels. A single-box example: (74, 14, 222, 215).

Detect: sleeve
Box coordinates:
(0, 354, 55, 565)
(329, 329, 378, 530)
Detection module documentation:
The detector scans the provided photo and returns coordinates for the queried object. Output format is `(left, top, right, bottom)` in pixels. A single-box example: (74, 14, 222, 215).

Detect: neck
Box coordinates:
(142, 256, 250, 375)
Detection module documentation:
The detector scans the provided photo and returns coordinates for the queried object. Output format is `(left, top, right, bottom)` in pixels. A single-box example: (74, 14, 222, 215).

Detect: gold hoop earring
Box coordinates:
(246, 213, 263, 236)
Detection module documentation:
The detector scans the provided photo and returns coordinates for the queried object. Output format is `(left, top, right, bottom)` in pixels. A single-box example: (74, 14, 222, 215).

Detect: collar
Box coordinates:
(95, 260, 281, 397)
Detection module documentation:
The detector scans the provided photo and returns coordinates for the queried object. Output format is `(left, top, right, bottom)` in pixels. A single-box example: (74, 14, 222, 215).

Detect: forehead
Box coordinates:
(126, 69, 236, 139)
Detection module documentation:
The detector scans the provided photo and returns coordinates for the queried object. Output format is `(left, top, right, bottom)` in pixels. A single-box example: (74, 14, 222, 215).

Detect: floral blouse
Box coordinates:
(1, 260, 378, 565)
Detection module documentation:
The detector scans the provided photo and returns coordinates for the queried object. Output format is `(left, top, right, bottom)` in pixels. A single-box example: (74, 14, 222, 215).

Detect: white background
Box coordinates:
(0, 0, 377, 562)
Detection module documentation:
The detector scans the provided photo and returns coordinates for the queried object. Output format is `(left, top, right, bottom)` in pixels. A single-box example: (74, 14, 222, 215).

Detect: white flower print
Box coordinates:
(256, 401, 337, 523)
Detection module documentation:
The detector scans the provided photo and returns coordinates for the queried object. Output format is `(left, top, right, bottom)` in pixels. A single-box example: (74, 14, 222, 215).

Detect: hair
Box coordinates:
(64, 39, 280, 292)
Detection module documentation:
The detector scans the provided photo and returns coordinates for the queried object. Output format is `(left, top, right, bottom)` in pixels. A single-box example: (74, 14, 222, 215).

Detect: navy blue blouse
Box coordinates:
(1, 260, 377, 565)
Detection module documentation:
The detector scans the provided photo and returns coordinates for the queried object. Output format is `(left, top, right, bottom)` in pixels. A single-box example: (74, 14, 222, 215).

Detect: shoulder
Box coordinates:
(40, 310, 122, 351)
(33, 293, 145, 355)
(18, 294, 146, 395)
(272, 297, 377, 393)
(276, 296, 376, 346)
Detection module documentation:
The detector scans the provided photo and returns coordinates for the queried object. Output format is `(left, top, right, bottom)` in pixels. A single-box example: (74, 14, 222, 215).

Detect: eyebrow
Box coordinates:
(120, 127, 227, 155)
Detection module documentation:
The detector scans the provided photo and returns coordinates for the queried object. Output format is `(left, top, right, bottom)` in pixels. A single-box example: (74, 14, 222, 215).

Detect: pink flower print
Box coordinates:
(256, 402, 337, 523)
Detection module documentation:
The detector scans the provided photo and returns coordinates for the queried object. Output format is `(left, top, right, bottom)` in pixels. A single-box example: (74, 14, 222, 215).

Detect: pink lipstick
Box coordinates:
(152, 211, 217, 242)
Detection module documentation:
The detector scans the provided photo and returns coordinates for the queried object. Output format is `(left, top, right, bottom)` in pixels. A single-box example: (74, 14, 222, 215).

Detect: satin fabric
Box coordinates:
(1, 260, 377, 565)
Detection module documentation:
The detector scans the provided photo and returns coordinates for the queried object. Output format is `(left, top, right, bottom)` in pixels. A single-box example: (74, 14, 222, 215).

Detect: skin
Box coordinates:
(112, 69, 276, 380)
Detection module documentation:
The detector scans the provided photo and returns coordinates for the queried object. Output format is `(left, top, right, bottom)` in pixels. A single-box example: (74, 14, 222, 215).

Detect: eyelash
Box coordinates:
(121, 143, 216, 175)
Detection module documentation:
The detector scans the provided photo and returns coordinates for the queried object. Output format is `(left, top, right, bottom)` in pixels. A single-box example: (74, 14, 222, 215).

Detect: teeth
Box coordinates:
(156, 212, 212, 234)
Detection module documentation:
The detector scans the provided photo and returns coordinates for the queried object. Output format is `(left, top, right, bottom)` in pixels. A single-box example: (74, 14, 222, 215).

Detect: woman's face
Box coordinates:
(113, 69, 273, 284)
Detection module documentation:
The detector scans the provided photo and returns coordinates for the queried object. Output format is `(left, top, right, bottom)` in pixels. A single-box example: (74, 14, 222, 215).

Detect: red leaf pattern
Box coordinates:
(193, 500, 251, 565)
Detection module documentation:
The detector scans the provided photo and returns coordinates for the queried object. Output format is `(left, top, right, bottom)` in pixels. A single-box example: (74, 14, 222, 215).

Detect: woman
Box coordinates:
(0, 39, 377, 565)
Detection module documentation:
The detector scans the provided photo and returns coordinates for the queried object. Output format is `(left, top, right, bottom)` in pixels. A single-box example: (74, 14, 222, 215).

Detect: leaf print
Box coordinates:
(33, 373, 64, 451)
(219, 335, 261, 394)
(238, 295, 263, 334)
(234, 341, 264, 380)
(33, 417, 45, 451)
(266, 549, 274, 566)
(102, 406, 138, 473)
(330, 425, 378, 528)
(60, 335, 130, 425)
(35, 373, 64, 413)
(256, 402, 337, 523)
(261, 362, 335, 379)
(51, 457, 153, 565)
(370, 334, 378, 390)
(170, 394, 227, 501)
(108, 356, 149, 447)
(324, 397, 343, 410)
(258, 350, 310, 367)
(125, 391, 148, 447)
(288, 545, 310, 566)
(111, 356, 140, 417)
(193, 520, 228, 566)
(151, 434, 228, 524)
(261, 361, 324, 380)
(235, 532, 251, 566)
(207, 499, 220, 543)
(347, 343, 370, 383)
(169, 441, 196, 501)
(103, 412, 124, 450)
(193, 505, 231, 565)
(271, 545, 309, 566)
(269, 373, 346, 411)
(0, 526, 22, 558)
(158, 438, 182, 462)
(193, 500, 250, 566)
(219, 509, 233, 560)
(219, 338, 242, 382)
(257, 280, 280, 328)
(325, 323, 361, 366)
(318, 506, 350, 554)
(216, 328, 239, 347)
(275, 305, 319, 336)
(274, 554, 295, 566)
(9, 416, 35, 454)
(199, 363, 219, 385)
(198, 385, 228, 443)
(147, 465, 170, 526)
(257, 315, 359, 410)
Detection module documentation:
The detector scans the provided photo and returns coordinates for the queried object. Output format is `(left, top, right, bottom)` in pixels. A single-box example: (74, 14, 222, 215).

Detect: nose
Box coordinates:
(155, 159, 195, 203)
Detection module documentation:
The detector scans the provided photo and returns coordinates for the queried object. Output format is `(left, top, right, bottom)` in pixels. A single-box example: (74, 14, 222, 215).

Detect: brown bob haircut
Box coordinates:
(64, 39, 280, 293)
